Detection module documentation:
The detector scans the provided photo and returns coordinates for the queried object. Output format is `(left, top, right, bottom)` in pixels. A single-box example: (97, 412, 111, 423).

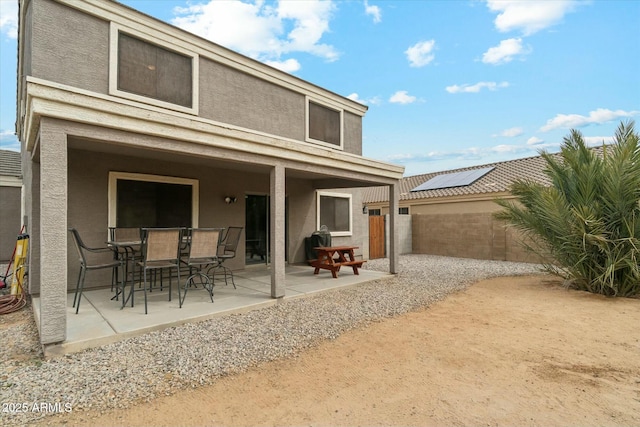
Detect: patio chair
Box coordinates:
(69, 228, 124, 314)
(180, 228, 223, 307)
(135, 228, 183, 314)
(108, 227, 142, 292)
(208, 226, 243, 289)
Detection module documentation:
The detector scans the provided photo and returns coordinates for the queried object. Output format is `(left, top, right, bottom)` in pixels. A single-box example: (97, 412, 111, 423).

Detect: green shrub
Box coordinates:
(495, 121, 640, 297)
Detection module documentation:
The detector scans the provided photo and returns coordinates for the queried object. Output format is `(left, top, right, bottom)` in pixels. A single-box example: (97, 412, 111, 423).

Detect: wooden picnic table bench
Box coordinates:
(310, 246, 366, 278)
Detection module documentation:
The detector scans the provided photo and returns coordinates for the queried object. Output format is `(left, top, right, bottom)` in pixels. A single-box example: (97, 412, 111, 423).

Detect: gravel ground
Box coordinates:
(0, 255, 542, 425)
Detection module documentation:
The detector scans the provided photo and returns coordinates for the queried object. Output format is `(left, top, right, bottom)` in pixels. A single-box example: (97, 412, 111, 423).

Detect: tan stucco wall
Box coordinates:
(199, 57, 306, 142)
(0, 186, 22, 262)
(411, 209, 541, 263)
(63, 147, 369, 291)
(28, 0, 363, 156)
(30, 0, 110, 94)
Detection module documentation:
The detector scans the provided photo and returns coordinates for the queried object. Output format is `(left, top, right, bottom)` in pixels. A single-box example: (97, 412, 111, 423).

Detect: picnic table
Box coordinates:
(310, 246, 366, 278)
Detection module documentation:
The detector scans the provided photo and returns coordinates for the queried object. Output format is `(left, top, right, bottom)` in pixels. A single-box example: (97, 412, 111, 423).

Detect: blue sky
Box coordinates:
(1, 0, 639, 176)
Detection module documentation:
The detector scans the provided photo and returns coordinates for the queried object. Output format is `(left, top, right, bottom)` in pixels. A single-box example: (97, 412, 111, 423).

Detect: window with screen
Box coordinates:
(118, 33, 192, 108)
(117, 180, 192, 228)
(108, 172, 199, 229)
(317, 191, 352, 236)
(110, 24, 199, 114)
(307, 99, 343, 147)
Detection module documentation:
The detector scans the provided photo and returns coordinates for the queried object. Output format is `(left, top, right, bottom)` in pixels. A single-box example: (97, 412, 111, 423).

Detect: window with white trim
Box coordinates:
(317, 191, 352, 236)
(109, 24, 199, 114)
(108, 172, 199, 228)
(306, 97, 343, 148)
(399, 207, 409, 215)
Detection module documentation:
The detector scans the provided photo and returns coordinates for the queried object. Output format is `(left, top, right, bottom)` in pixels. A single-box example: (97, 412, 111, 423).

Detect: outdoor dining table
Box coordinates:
(106, 240, 141, 308)
(310, 246, 366, 278)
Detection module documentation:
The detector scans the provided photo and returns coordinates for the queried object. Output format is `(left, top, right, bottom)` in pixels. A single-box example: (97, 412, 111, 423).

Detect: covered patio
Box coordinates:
(32, 265, 392, 357)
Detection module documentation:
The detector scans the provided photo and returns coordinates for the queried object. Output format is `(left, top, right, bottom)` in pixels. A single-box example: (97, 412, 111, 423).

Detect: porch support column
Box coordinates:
(388, 182, 400, 274)
(270, 164, 286, 298)
(39, 120, 68, 344)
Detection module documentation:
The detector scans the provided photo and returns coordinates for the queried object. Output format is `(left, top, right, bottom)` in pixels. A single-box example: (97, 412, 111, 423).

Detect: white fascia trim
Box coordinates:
(107, 171, 199, 228)
(57, 0, 366, 117)
(0, 176, 23, 187)
(316, 191, 353, 237)
(24, 78, 404, 182)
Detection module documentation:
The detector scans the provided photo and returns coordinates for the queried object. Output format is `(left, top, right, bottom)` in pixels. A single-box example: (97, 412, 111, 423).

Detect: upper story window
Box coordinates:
(110, 24, 199, 114)
(399, 207, 409, 215)
(306, 97, 343, 149)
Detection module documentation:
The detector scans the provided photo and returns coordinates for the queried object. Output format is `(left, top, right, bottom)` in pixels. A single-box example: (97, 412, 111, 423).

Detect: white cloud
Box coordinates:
(527, 136, 544, 145)
(389, 91, 417, 105)
(583, 136, 615, 146)
(493, 127, 523, 138)
(491, 144, 522, 153)
(264, 58, 301, 73)
(364, 0, 381, 23)
(482, 38, 530, 65)
(486, 0, 581, 36)
(405, 40, 436, 68)
(347, 93, 382, 106)
(0, 0, 18, 39)
(171, 0, 338, 68)
(0, 129, 20, 151)
(346, 93, 368, 105)
(540, 108, 640, 132)
(446, 81, 509, 94)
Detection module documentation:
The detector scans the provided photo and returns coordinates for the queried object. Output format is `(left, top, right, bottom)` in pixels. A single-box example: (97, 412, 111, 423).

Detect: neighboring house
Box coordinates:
(0, 150, 22, 262)
(16, 0, 404, 346)
(363, 153, 554, 262)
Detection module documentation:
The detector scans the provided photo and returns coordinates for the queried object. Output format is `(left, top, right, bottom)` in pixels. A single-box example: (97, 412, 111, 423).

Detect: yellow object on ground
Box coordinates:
(10, 234, 29, 296)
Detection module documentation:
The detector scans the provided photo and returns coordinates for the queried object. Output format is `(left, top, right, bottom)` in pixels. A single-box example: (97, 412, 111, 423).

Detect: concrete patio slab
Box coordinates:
(32, 265, 391, 357)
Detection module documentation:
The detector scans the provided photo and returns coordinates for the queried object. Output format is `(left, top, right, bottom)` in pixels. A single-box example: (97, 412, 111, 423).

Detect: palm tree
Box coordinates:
(495, 121, 640, 297)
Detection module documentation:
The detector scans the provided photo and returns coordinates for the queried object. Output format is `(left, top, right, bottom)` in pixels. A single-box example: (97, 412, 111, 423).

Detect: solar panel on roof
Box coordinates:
(410, 167, 495, 192)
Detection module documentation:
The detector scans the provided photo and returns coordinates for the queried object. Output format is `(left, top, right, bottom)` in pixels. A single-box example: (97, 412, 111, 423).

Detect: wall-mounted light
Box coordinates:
(362, 205, 368, 214)
(224, 196, 237, 204)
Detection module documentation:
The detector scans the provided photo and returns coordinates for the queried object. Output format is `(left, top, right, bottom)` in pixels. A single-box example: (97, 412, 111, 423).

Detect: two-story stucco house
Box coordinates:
(15, 0, 404, 348)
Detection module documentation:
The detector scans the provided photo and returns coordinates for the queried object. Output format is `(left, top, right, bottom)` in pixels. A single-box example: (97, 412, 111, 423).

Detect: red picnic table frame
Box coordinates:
(310, 246, 366, 278)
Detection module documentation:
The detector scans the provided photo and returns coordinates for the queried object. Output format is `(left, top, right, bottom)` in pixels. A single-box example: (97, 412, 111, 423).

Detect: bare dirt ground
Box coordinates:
(30, 275, 640, 426)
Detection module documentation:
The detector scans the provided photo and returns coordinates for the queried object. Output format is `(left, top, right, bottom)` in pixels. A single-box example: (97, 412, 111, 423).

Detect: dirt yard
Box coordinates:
(35, 275, 640, 426)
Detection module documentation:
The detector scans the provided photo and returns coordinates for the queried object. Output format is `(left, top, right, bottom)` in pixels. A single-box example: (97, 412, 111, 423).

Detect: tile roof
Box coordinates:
(363, 152, 556, 204)
(0, 150, 21, 178)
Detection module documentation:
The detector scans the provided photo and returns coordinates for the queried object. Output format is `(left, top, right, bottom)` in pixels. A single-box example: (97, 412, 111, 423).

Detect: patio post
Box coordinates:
(270, 164, 286, 298)
(388, 181, 400, 274)
(38, 118, 68, 344)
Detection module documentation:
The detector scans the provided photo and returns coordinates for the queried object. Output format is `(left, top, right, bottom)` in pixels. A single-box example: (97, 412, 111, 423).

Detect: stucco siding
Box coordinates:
(343, 111, 363, 155)
(199, 57, 305, 142)
(65, 147, 368, 290)
(0, 187, 22, 262)
(31, 0, 110, 94)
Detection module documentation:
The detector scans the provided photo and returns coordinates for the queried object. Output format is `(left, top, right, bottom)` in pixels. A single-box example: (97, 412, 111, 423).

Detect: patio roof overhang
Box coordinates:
(21, 78, 404, 187)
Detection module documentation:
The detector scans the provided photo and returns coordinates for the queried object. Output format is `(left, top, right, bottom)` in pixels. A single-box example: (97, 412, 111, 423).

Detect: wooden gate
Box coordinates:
(369, 215, 385, 259)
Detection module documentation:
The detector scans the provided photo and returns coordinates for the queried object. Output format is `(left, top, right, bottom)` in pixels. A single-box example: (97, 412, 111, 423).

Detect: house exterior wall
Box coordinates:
(0, 186, 22, 262)
(27, 0, 364, 156)
(64, 147, 370, 291)
(30, 0, 110, 94)
(368, 197, 540, 263)
(411, 210, 540, 263)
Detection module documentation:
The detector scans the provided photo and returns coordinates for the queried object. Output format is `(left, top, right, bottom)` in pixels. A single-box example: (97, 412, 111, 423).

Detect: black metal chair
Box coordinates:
(69, 228, 124, 314)
(180, 228, 223, 307)
(209, 226, 243, 289)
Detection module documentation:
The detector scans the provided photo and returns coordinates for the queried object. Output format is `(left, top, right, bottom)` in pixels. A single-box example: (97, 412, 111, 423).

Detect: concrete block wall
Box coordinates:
(411, 212, 539, 263)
